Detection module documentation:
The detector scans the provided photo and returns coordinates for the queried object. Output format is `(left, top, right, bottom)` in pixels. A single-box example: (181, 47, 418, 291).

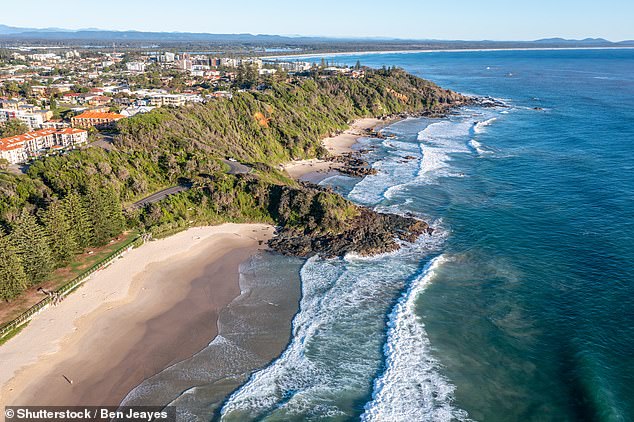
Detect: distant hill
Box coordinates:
(0, 24, 76, 34)
(0, 24, 632, 49)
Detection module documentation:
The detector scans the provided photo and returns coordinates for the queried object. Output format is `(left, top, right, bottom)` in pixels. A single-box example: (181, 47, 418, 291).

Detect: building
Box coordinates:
(30, 86, 49, 97)
(120, 105, 155, 117)
(259, 68, 278, 76)
(220, 58, 239, 68)
(148, 94, 186, 107)
(28, 53, 60, 62)
(55, 128, 89, 147)
(138, 91, 204, 108)
(71, 111, 125, 129)
(41, 119, 71, 129)
(126, 62, 147, 73)
(0, 98, 28, 110)
(0, 128, 88, 164)
(86, 95, 111, 107)
(0, 109, 47, 130)
(158, 52, 176, 63)
(0, 138, 27, 164)
(48, 84, 73, 95)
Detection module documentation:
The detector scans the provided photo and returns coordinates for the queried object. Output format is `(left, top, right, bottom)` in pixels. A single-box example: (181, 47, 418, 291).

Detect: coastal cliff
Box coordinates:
(0, 67, 468, 300)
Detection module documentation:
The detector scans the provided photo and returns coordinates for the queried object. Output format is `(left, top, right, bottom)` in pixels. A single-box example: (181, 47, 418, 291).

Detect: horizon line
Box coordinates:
(0, 24, 632, 43)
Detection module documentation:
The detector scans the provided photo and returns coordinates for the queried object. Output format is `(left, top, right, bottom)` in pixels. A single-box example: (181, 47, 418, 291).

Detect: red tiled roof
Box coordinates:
(0, 128, 87, 152)
(72, 111, 124, 120)
(57, 128, 86, 135)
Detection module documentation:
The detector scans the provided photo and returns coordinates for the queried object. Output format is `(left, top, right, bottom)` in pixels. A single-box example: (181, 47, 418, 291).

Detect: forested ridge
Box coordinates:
(0, 68, 469, 302)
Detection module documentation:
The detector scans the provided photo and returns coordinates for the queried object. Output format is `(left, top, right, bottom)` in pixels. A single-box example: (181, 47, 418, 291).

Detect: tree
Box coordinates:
(236, 64, 258, 89)
(86, 184, 125, 246)
(10, 209, 54, 286)
(63, 192, 94, 250)
(41, 200, 78, 266)
(0, 119, 29, 137)
(355, 60, 362, 70)
(0, 229, 28, 301)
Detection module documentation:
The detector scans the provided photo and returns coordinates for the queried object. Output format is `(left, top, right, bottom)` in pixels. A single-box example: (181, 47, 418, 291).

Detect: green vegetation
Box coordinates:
(0, 119, 29, 138)
(0, 68, 465, 302)
(0, 321, 29, 346)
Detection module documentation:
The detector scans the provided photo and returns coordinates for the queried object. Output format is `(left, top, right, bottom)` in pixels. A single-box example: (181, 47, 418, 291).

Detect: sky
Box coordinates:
(2, 0, 632, 41)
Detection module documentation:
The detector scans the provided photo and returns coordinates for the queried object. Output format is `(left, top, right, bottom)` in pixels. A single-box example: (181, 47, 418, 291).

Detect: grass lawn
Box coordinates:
(0, 231, 139, 329)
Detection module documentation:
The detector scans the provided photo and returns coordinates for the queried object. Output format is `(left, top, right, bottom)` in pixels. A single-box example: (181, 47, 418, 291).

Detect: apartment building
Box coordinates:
(0, 128, 88, 164)
(71, 111, 125, 129)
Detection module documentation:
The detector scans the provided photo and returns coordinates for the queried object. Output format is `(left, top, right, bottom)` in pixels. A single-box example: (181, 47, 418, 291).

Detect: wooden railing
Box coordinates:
(0, 235, 144, 340)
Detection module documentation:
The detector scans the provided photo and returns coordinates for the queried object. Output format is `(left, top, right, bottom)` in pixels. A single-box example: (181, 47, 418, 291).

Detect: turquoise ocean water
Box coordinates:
(125, 49, 634, 421)
(220, 49, 634, 421)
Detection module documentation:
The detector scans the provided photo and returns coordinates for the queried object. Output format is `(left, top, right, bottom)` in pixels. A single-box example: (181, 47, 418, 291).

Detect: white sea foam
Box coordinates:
(349, 137, 421, 205)
(473, 117, 498, 134)
(221, 114, 487, 420)
(416, 120, 472, 182)
(361, 255, 470, 422)
(469, 139, 494, 156)
(221, 234, 446, 420)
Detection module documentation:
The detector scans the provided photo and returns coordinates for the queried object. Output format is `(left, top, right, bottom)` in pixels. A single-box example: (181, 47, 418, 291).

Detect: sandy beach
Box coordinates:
(0, 224, 272, 410)
(282, 117, 385, 182)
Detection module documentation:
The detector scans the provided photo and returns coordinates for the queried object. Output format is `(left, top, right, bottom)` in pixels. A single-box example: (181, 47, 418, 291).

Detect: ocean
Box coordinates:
(134, 49, 634, 421)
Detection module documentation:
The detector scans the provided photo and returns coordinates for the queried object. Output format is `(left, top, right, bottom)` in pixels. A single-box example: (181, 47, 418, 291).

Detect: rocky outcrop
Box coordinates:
(326, 153, 378, 177)
(269, 207, 431, 258)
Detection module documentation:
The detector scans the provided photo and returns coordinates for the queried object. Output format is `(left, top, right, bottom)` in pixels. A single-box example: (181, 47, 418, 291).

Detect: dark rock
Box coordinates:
(269, 208, 430, 258)
(326, 153, 378, 177)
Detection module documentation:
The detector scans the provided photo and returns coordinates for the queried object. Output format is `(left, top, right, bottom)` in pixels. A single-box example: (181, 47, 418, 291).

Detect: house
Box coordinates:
(120, 106, 155, 117)
(71, 111, 125, 129)
(0, 98, 28, 110)
(30, 86, 49, 97)
(86, 95, 111, 107)
(62, 93, 82, 104)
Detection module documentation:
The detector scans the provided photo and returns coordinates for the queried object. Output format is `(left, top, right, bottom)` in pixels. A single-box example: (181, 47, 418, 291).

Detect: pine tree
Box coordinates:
(62, 192, 93, 250)
(0, 229, 28, 301)
(10, 210, 54, 286)
(41, 200, 78, 266)
(86, 184, 125, 246)
(102, 185, 126, 238)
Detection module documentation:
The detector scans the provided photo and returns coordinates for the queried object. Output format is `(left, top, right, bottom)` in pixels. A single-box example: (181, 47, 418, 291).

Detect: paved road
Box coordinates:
(132, 161, 251, 208)
(222, 159, 251, 175)
(133, 185, 190, 208)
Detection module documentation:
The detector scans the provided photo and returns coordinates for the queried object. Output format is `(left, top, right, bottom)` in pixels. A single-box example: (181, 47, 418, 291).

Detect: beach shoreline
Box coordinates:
(0, 224, 273, 410)
(283, 117, 392, 182)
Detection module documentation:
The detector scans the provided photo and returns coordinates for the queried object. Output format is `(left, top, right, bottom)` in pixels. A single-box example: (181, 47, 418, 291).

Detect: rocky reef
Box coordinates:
(266, 184, 431, 258)
(326, 153, 378, 177)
